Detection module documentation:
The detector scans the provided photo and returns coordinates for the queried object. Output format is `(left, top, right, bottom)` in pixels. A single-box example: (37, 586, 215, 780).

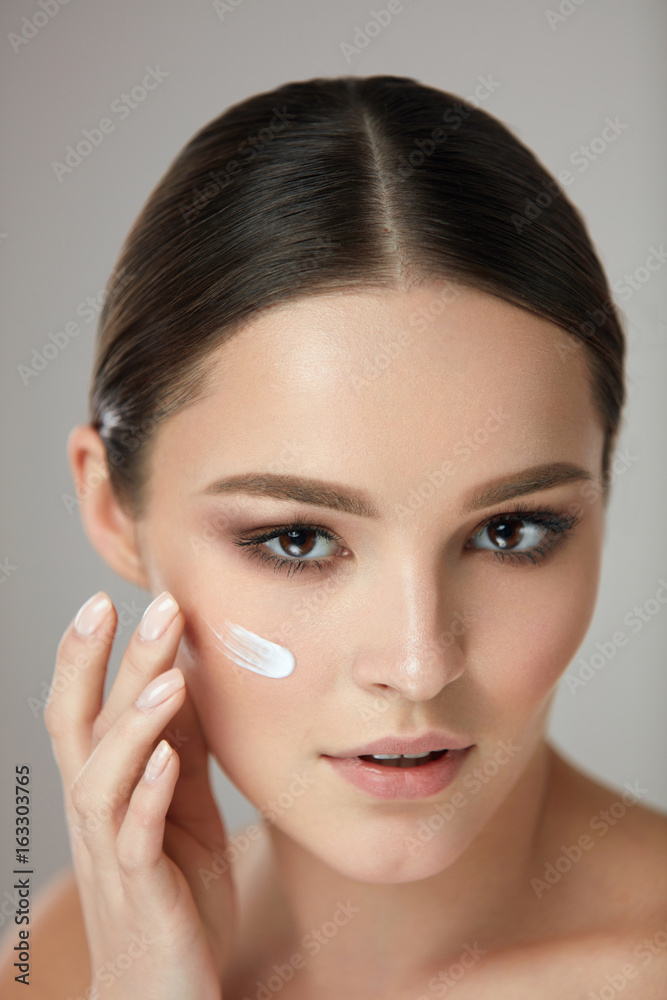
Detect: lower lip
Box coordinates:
(322, 747, 474, 800)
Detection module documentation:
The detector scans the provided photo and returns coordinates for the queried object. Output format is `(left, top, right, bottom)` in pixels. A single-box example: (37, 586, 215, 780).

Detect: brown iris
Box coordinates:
(487, 519, 524, 550)
(277, 529, 318, 558)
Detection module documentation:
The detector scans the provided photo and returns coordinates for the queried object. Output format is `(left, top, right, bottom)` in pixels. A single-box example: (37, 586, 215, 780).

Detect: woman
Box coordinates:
(2, 74, 665, 998)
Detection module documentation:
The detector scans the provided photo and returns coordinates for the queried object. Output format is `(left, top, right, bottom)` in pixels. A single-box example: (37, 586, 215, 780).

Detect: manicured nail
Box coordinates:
(139, 591, 179, 641)
(74, 592, 112, 636)
(144, 740, 172, 781)
(135, 668, 184, 710)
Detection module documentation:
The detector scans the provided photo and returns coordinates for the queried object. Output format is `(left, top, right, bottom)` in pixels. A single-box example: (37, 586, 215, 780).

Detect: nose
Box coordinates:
(351, 556, 467, 702)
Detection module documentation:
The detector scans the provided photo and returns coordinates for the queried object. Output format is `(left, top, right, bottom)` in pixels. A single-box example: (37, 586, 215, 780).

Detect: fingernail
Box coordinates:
(135, 668, 184, 710)
(139, 591, 179, 642)
(74, 592, 112, 636)
(144, 739, 172, 781)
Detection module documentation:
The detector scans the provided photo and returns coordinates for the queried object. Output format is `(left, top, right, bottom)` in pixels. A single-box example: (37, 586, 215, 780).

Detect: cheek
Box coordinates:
(175, 609, 323, 781)
(473, 536, 602, 712)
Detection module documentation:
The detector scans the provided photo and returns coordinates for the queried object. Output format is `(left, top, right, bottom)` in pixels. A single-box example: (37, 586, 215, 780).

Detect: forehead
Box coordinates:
(148, 283, 604, 507)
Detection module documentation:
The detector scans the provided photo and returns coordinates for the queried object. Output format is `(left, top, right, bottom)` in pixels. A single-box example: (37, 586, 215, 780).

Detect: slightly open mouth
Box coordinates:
(357, 749, 449, 768)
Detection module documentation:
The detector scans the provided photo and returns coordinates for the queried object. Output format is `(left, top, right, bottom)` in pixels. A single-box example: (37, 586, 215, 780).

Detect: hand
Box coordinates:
(45, 590, 235, 999)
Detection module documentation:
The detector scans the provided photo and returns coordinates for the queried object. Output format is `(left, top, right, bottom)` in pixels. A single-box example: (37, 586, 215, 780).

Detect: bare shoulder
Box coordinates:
(0, 866, 90, 999)
(474, 751, 667, 997)
(545, 748, 667, 930)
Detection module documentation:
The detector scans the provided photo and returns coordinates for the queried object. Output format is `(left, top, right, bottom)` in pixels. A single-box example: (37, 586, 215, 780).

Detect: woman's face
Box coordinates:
(132, 283, 606, 883)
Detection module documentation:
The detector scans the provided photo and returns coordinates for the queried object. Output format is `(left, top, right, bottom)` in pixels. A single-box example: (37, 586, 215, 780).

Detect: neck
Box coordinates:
(263, 739, 556, 992)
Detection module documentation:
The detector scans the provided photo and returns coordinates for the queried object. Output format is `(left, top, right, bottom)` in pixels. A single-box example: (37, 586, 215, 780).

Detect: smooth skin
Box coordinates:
(33, 595, 232, 998)
(1, 284, 665, 998)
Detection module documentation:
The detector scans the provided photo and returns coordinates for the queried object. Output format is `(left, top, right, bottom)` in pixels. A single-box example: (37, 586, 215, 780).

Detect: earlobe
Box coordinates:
(66, 424, 151, 591)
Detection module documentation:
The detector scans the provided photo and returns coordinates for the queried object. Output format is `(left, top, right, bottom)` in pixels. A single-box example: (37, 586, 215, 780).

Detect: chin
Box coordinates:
(346, 853, 467, 885)
(283, 812, 485, 884)
(326, 839, 477, 884)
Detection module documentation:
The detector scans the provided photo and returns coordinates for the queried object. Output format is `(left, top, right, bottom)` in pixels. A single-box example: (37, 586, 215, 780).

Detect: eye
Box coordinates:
(263, 527, 340, 562)
(466, 504, 581, 567)
(231, 503, 582, 578)
(471, 518, 546, 552)
(232, 519, 348, 578)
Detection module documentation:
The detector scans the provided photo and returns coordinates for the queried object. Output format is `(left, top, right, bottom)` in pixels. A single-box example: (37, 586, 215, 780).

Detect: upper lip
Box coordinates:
(324, 730, 474, 758)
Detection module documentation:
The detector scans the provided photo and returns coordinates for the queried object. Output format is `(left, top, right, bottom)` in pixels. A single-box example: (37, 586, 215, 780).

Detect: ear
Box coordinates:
(66, 424, 151, 590)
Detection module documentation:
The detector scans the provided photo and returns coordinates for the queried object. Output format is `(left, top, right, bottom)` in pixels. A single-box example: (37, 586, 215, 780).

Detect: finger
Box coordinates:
(116, 740, 221, 943)
(163, 811, 236, 965)
(115, 740, 186, 912)
(162, 688, 227, 847)
(91, 591, 183, 745)
(45, 591, 117, 793)
(69, 668, 186, 867)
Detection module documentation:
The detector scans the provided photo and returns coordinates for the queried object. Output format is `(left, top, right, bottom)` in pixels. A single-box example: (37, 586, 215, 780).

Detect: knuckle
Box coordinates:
(46, 648, 100, 735)
(114, 701, 147, 745)
(70, 773, 130, 834)
(44, 698, 73, 739)
(116, 838, 145, 876)
(91, 709, 113, 746)
(70, 773, 94, 817)
(120, 644, 153, 681)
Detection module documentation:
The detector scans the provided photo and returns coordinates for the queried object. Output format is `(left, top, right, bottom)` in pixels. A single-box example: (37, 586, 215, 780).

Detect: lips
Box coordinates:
(324, 746, 474, 799)
(326, 729, 473, 758)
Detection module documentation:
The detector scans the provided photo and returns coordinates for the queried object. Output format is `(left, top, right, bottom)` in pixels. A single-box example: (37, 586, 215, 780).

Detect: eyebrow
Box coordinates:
(200, 462, 593, 517)
(460, 461, 592, 513)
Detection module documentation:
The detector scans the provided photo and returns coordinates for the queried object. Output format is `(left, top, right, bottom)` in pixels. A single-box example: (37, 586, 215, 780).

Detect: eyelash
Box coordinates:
(469, 502, 581, 567)
(231, 503, 582, 578)
(232, 515, 341, 579)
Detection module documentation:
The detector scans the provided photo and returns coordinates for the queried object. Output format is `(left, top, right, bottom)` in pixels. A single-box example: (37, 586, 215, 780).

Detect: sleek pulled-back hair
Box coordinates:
(90, 74, 626, 520)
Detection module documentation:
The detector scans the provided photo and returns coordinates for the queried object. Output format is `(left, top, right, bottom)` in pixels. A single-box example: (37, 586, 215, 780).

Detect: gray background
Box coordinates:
(1, 0, 666, 920)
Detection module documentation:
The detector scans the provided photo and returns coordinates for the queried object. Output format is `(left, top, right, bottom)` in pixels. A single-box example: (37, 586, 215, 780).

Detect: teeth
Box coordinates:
(370, 751, 433, 759)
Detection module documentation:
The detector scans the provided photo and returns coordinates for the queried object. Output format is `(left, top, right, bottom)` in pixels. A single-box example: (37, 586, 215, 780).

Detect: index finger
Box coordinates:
(90, 591, 184, 746)
(44, 591, 117, 791)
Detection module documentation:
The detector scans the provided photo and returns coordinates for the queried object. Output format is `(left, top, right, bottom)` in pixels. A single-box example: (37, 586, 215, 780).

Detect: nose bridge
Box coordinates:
(352, 548, 466, 700)
(398, 560, 438, 673)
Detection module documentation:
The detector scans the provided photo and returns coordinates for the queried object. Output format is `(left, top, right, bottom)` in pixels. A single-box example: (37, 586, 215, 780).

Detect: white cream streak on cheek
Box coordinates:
(199, 612, 295, 678)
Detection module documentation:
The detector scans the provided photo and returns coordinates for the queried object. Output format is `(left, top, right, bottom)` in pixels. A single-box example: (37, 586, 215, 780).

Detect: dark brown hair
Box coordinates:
(90, 74, 626, 520)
